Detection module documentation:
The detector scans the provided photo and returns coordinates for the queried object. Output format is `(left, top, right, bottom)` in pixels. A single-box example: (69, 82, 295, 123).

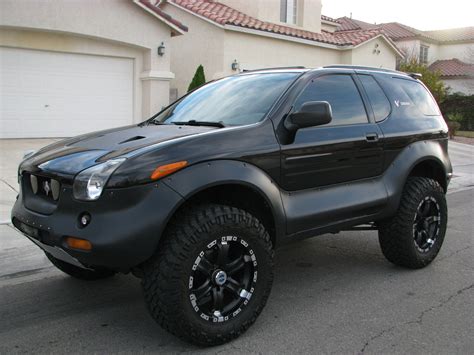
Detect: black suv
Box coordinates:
(12, 66, 452, 345)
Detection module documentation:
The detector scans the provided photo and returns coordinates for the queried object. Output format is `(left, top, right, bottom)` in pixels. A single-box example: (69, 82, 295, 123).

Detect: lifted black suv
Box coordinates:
(12, 66, 452, 345)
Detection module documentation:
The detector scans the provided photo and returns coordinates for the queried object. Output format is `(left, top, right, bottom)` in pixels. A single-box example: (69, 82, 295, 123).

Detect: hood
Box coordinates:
(20, 124, 217, 177)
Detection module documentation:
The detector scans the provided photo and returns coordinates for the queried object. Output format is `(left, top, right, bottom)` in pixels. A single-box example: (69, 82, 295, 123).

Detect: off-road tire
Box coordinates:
(45, 253, 116, 280)
(379, 177, 447, 269)
(142, 204, 274, 346)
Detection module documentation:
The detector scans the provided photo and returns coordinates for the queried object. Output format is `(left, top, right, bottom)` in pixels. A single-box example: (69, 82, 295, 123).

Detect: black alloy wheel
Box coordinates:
(189, 236, 257, 323)
(413, 196, 442, 253)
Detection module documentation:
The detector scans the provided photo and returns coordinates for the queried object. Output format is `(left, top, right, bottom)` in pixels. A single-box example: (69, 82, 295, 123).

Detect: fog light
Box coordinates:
(79, 213, 91, 227)
(66, 237, 92, 251)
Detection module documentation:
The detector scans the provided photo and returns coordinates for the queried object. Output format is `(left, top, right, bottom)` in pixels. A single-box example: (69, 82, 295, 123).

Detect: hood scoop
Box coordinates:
(119, 136, 146, 144)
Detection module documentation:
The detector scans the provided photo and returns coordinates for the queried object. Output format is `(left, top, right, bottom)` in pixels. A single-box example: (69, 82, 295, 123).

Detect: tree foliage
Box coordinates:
(399, 58, 448, 103)
(187, 65, 206, 92)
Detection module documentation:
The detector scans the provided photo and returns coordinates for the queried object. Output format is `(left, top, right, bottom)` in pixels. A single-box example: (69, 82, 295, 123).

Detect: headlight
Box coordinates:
(73, 158, 125, 201)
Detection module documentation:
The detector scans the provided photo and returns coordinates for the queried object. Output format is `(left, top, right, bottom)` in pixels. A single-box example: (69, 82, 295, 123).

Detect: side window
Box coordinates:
(295, 75, 368, 126)
(393, 78, 440, 116)
(358, 74, 391, 122)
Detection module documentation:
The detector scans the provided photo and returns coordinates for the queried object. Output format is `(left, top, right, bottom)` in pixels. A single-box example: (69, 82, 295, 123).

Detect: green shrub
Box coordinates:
(439, 93, 474, 131)
(187, 65, 206, 92)
(399, 58, 448, 103)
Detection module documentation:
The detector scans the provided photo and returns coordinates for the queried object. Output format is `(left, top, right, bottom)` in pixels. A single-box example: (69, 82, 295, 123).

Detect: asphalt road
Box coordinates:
(0, 189, 472, 354)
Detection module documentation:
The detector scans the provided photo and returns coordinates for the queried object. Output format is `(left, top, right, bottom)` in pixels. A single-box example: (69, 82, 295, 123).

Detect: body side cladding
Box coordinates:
(381, 139, 451, 215)
(162, 160, 286, 245)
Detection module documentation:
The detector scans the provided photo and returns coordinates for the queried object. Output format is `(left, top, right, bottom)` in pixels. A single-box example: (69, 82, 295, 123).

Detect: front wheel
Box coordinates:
(378, 177, 448, 269)
(142, 204, 274, 346)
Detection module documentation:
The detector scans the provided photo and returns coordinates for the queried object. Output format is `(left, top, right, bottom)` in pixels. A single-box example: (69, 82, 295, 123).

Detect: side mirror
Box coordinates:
(284, 101, 332, 132)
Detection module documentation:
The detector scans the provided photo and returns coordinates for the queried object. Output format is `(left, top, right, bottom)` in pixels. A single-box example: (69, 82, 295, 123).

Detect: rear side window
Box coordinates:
(358, 75, 391, 122)
(294, 74, 368, 126)
(393, 78, 440, 116)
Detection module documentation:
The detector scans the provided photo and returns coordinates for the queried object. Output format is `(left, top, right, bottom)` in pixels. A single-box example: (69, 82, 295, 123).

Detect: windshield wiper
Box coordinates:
(172, 120, 225, 128)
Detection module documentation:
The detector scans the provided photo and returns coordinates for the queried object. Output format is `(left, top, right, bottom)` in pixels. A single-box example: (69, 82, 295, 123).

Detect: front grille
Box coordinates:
(24, 173, 61, 202)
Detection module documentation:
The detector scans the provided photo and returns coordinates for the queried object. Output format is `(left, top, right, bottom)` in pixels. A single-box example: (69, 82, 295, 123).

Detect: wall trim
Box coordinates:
(140, 70, 175, 81)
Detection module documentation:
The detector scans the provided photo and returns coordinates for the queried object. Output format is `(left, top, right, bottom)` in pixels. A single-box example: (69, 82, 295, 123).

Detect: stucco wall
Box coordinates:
(222, 30, 340, 75)
(0, 0, 174, 118)
(164, 3, 226, 97)
(444, 78, 474, 95)
(438, 43, 474, 63)
(342, 38, 397, 69)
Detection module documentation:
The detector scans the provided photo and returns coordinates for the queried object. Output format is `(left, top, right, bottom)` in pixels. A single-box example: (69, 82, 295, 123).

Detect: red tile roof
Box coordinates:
(166, 0, 394, 48)
(321, 15, 339, 24)
(425, 27, 474, 42)
(336, 17, 374, 31)
(137, 0, 188, 32)
(429, 58, 474, 77)
(337, 16, 474, 44)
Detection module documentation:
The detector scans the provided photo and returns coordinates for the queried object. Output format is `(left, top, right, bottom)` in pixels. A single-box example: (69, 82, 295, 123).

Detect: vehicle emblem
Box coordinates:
(43, 181, 51, 196)
(394, 100, 400, 107)
(214, 270, 227, 286)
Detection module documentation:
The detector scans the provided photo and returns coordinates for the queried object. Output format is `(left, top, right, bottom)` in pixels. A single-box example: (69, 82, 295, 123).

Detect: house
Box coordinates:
(157, 0, 404, 97)
(336, 17, 474, 94)
(0, 0, 187, 138)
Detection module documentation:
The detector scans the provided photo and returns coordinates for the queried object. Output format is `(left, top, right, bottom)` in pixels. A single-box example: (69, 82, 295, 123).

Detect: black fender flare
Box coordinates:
(382, 139, 452, 216)
(162, 160, 286, 244)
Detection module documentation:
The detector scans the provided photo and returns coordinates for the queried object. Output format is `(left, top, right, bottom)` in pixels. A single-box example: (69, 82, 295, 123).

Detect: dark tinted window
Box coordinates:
(359, 74, 391, 122)
(393, 78, 440, 116)
(295, 75, 368, 126)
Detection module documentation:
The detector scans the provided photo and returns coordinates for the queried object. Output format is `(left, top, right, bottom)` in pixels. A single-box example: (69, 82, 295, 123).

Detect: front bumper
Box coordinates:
(11, 180, 183, 272)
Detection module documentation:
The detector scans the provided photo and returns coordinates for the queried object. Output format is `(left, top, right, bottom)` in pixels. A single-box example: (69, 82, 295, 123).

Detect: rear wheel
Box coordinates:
(142, 204, 274, 346)
(378, 177, 447, 269)
(45, 253, 116, 280)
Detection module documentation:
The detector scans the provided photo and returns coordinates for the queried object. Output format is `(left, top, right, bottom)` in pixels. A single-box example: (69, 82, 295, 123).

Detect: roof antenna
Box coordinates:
(350, 12, 352, 19)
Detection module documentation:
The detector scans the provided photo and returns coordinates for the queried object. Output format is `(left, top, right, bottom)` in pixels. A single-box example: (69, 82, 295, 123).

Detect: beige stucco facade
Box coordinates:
(219, 0, 322, 33)
(341, 37, 398, 69)
(0, 0, 180, 122)
(395, 38, 474, 65)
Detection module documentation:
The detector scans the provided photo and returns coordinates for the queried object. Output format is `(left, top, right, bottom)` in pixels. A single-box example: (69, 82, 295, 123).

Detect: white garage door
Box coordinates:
(0, 47, 133, 138)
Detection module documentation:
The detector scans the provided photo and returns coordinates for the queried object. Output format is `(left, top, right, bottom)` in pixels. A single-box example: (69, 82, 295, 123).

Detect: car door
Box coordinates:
(279, 72, 386, 234)
(281, 73, 384, 190)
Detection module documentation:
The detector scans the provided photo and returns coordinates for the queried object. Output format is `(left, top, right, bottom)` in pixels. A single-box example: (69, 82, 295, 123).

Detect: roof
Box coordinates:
(429, 59, 474, 77)
(135, 0, 188, 33)
(336, 17, 374, 31)
(321, 15, 339, 24)
(337, 16, 474, 43)
(424, 27, 474, 42)
(165, 0, 399, 50)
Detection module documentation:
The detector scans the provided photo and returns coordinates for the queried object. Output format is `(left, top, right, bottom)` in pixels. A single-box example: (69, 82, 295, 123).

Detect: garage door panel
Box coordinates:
(0, 47, 133, 138)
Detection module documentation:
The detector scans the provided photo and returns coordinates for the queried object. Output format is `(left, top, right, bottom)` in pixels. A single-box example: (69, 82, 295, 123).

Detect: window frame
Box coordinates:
(291, 73, 371, 127)
(280, 0, 298, 25)
(419, 45, 429, 64)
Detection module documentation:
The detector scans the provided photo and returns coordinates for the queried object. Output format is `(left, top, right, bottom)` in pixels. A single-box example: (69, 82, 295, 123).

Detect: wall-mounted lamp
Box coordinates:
(231, 59, 239, 71)
(158, 42, 166, 56)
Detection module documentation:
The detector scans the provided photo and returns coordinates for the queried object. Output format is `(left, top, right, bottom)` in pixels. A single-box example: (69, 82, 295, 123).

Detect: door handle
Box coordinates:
(365, 133, 379, 142)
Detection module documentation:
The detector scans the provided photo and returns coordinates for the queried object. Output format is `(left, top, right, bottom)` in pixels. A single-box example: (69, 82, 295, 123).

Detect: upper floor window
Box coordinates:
(280, 0, 298, 25)
(420, 45, 429, 64)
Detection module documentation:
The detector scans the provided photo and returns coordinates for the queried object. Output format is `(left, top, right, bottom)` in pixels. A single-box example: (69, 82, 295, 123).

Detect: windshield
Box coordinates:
(152, 73, 299, 126)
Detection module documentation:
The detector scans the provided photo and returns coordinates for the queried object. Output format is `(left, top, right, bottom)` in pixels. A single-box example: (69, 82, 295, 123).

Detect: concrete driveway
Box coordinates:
(0, 138, 473, 354)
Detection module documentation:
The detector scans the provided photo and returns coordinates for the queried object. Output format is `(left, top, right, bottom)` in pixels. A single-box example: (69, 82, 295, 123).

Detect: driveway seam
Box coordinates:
(0, 179, 18, 193)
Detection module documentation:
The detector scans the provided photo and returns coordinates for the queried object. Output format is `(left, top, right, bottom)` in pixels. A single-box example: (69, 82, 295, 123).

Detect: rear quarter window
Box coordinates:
(392, 78, 440, 116)
(358, 74, 391, 122)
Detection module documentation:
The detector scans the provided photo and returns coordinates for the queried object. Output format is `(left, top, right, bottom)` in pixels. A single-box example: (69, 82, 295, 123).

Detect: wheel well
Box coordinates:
(408, 159, 447, 192)
(174, 184, 277, 247)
